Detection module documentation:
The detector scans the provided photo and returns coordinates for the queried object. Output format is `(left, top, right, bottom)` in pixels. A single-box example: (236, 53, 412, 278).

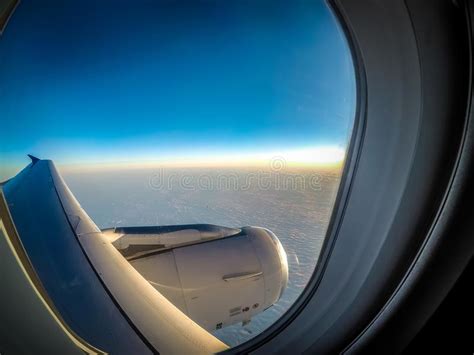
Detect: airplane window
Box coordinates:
(0, 0, 355, 351)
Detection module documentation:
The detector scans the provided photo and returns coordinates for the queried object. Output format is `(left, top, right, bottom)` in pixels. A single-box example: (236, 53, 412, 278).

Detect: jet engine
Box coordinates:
(104, 224, 289, 331)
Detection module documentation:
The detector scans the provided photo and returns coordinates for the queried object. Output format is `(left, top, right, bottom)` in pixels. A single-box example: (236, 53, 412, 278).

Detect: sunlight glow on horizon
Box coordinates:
(57, 145, 346, 172)
(1, 145, 348, 181)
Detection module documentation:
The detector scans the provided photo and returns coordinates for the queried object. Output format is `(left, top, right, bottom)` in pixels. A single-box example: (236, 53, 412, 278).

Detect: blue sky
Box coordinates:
(0, 0, 355, 174)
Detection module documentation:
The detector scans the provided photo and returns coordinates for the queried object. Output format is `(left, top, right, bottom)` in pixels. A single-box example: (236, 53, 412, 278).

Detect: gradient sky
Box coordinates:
(0, 0, 355, 176)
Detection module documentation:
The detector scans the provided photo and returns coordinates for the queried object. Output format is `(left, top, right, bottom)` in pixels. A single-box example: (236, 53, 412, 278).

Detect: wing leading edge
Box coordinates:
(2, 158, 228, 354)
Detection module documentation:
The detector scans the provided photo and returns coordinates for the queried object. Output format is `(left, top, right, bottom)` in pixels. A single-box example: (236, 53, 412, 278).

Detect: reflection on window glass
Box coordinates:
(0, 0, 355, 348)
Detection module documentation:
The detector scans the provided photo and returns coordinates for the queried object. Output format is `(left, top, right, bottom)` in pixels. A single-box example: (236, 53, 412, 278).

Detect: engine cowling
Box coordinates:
(105, 225, 289, 331)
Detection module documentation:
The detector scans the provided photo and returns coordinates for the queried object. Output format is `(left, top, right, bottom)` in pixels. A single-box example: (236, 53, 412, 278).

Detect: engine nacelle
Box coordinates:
(105, 225, 289, 331)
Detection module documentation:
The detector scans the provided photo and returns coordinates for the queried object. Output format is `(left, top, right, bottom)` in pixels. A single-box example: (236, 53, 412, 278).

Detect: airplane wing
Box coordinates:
(1, 158, 228, 354)
(0, 157, 288, 354)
